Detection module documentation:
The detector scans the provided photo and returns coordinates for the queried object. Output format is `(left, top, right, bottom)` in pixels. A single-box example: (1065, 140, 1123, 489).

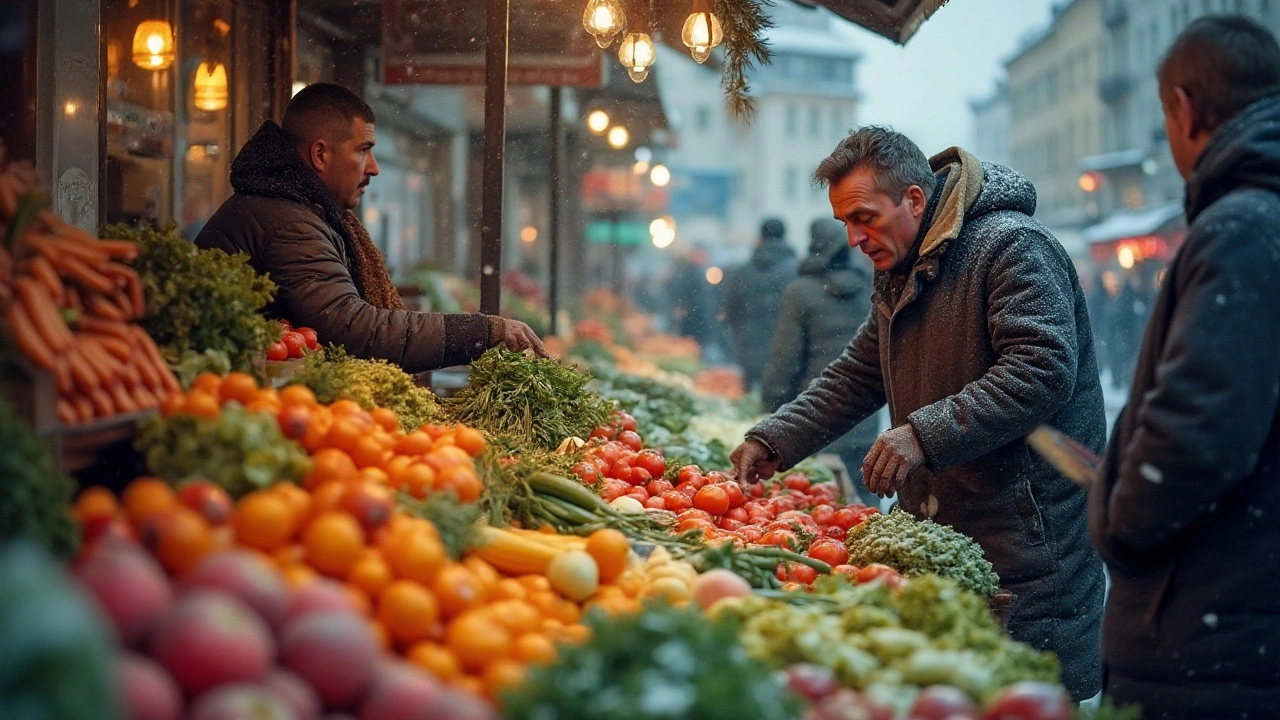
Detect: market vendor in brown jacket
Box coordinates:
(730, 127, 1106, 700)
(196, 83, 546, 372)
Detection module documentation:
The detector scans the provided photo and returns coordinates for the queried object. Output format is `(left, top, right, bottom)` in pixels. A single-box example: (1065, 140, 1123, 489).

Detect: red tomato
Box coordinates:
(676, 465, 703, 485)
(746, 506, 774, 524)
(600, 480, 630, 503)
(278, 319, 293, 332)
(676, 517, 715, 535)
(572, 461, 600, 484)
(760, 529, 797, 548)
(768, 497, 797, 515)
(811, 504, 836, 527)
(718, 518, 744, 531)
(608, 457, 631, 476)
(810, 483, 839, 501)
(831, 564, 860, 580)
(807, 540, 850, 568)
(617, 412, 638, 433)
(722, 481, 747, 509)
(626, 489, 649, 504)
(644, 496, 667, 510)
(618, 430, 643, 452)
(832, 507, 861, 531)
(688, 473, 708, 490)
(693, 485, 730, 516)
(661, 491, 693, 512)
(629, 467, 652, 487)
(177, 480, 233, 525)
(282, 331, 307, 359)
(634, 450, 666, 479)
(675, 482, 698, 498)
(296, 327, 319, 350)
(677, 509, 713, 524)
(266, 341, 288, 362)
(783, 473, 811, 492)
(747, 481, 765, 498)
(646, 479, 673, 497)
(724, 507, 749, 523)
(982, 682, 1073, 720)
(738, 525, 764, 544)
(856, 564, 901, 585)
(776, 561, 818, 584)
(589, 427, 613, 441)
(595, 442, 625, 466)
(705, 470, 732, 484)
(824, 526, 847, 541)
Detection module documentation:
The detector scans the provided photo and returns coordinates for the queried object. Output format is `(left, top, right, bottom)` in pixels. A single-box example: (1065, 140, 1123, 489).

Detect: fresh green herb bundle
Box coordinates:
(105, 222, 279, 375)
(845, 507, 1000, 597)
(290, 346, 441, 431)
(443, 348, 612, 453)
(0, 396, 78, 559)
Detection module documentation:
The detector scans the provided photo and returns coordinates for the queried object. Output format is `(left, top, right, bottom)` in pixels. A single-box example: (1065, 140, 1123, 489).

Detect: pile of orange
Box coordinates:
(161, 372, 487, 503)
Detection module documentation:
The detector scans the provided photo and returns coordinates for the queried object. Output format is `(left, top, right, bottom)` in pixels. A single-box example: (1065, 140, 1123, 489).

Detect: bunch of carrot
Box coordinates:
(0, 151, 179, 425)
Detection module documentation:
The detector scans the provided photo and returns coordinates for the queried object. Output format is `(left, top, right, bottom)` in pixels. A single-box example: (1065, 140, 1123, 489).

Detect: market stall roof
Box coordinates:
(1083, 201, 1185, 244)
(802, 0, 953, 45)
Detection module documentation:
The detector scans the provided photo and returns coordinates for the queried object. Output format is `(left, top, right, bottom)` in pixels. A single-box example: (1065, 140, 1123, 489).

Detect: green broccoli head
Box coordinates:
(845, 508, 1000, 596)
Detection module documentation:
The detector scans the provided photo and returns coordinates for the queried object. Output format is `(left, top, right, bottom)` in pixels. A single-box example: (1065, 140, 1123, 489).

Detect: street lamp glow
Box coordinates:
(652, 230, 675, 249)
(1079, 172, 1100, 193)
(132, 19, 175, 70)
(1117, 245, 1136, 270)
(520, 226, 538, 243)
(649, 216, 675, 235)
(607, 125, 630, 149)
(633, 160, 650, 175)
(649, 164, 671, 187)
(705, 266, 723, 285)
(587, 110, 610, 134)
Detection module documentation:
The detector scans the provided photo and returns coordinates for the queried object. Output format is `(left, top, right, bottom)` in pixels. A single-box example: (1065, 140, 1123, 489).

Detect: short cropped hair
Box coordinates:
(1158, 15, 1280, 133)
(812, 126, 936, 202)
(281, 83, 376, 150)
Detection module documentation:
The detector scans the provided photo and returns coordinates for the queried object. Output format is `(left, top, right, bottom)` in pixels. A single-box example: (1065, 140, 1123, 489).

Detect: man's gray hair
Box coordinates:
(812, 126, 936, 202)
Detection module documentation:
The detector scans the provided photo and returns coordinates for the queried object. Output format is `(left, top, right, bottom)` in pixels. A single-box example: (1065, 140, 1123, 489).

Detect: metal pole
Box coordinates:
(479, 0, 510, 316)
(548, 86, 564, 336)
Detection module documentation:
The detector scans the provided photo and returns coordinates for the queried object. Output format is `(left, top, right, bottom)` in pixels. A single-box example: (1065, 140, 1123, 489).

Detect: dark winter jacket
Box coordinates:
(723, 239, 799, 386)
(748, 148, 1106, 700)
(1090, 94, 1280, 718)
(195, 122, 494, 373)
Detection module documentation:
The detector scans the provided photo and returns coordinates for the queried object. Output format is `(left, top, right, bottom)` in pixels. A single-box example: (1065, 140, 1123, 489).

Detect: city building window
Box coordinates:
(785, 167, 797, 200)
(786, 105, 798, 138)
(830, 107, 844, 138)
(809, 106, 821, 138)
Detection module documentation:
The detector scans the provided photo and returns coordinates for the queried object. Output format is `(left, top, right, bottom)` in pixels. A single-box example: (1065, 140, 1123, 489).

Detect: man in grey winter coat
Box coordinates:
(722, 219, 799, 390)
(762, 219, 880, 505)
(730, 127, 1106, 700)
(1091, 17, 1280, 717)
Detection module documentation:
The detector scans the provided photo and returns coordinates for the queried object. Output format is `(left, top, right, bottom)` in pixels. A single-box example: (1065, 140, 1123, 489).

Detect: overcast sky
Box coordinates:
(838, 0, 1059, 155)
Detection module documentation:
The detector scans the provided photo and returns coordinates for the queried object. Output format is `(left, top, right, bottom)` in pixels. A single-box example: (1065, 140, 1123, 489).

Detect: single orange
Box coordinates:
(182, 391, 221, 419)
(432, 445, 474, 468)
(350, 435, 388, 470)
(303, 511, 366, 577)
(517, 575, 552, 594)
(512, 632, 557, 665)
(309, 480, 350, 518)
(489, 600, 542, 637)
(73, 486, 119, 523)
(140, 505, 213, 576)
(233, 490, 295, 551)
(421, 423, 451, 440)
(395, 431, 434, 456)
(370, 407, 400, 433)
(245, 398, 281, 416)
(329, 398, 367, 417)
(463, 556, 501, 595)
(407, 642, 461, 682)
(189, 372, 223, 395)
(481, 659, 526, 699)
(218, 372, 259, 406)
(492, 578, 529, 601)
(452, 472, 484, 503)
(347, 549, 393, 597)
(277, 404, 313, 441)
(432, 563, 488, 618)
(122, 477, 176, 525)
(453, 427, 487, 457)
(382, 530, 447, 584)
(399, 463, 438, 499)
(279, 384, 317, 408)
(445, 609, 513, 672)
(585, 528, 630, 583)
(358, 466, 390, 486)
(548, 598, 581, 625)
(159, 391, 186, 417)
(324, 417, 364, 454)
(378, 580, 440, 645)
(270, 482, 312, 527)
(305, 448, 359, 489)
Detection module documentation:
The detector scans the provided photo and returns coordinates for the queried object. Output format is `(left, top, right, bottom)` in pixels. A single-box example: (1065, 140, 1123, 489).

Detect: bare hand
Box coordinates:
(731, 438, 780, 485)
(499, 318, 550, 358)
(862, 424, 925, 497)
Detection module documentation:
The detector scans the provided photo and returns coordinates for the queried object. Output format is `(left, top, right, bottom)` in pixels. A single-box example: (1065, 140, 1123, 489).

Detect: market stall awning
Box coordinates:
(1083, 201, 1184, 244)
(803, 0, 952, 45)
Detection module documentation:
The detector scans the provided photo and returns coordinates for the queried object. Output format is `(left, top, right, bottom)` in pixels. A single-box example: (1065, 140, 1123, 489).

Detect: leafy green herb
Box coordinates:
(290, 346, 441, 431)
(501, 603, 800, 720)
(845, 507, 1000, 597)
(104, 222, 279, 376)
(0, 395, 78, 559)
(397, 491, 480, 561)
(444, 348, 612, 453)
(169, 349, 233, 390)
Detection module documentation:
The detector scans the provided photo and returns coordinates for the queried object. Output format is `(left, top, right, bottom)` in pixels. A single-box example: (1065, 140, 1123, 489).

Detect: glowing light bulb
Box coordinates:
(583, 0, 626, 48)
(681, 1, 723, 65)
(132, 19, 175, 70)
(587, 109, 610, 134)
(649, 164, 671, 187)
(618, 32, 656, 83)
(607, 126, 630, 149)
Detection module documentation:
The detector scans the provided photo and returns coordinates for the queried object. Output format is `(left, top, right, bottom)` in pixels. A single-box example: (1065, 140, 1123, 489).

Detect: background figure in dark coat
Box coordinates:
(668, 250, 713, 344)
(762, 219, 880, 505)
(195, 83, 544, 372)
(722, 219, 798, 391)
(1090, 17, 1280, 718)
(732, 129, 1105, 701)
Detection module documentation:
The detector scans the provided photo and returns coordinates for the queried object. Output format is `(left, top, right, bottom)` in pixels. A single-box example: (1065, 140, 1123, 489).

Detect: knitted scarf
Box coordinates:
(230, 121, 405, 311)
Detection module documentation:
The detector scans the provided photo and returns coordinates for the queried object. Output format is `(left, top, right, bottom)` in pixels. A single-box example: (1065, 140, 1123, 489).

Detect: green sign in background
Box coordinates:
(586, 221, 648, 246)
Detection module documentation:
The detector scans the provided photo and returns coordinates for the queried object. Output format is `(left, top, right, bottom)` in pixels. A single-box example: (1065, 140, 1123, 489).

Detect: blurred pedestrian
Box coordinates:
(761, 219, 879, 504)
(722, 218, 798, 391)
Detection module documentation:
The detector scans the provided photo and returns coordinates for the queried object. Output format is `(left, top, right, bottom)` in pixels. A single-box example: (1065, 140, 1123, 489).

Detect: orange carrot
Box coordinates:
(132, 386, 160, 410)
(25, 255, 66, 306)
(65, 345, 100, 392)
(56, 398, 77, 424)
(13, 277, 72, 353)
(134, 327, 180, 393)
(104, 263, 145, 318)
(94, 239, 140, 262)
(71, 394, 94, 423)
(109, 383, 137, 414)
(81, 332, 132, 361)
(75, 314, 133, 343)
(5, 300, 57, 369)
(48, 252, 114, 293)
(52, 357, 73, 395)
(84, 293, 125, 321)
(88, 388, 115, 418)
(77, 336, 123, 383)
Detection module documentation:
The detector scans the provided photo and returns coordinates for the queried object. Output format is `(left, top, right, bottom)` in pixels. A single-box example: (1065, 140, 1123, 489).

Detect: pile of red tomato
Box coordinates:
(267, 320, 321, 361)
(575, 413, 886, 586)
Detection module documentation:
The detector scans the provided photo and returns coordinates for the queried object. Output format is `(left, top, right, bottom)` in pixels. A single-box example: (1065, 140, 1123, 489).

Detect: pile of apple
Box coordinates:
(267, 320, 320, 362)
(75, 538, 492, 720)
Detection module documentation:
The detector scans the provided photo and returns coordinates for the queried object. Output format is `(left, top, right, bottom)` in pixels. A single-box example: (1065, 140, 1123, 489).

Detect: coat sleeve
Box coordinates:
(748, 309, 886, 469)
(761, 284, 807, 412)
(265, 219, 493, 372)
(1092, 213, 1280, 559)
(907, 229, 1081, 470)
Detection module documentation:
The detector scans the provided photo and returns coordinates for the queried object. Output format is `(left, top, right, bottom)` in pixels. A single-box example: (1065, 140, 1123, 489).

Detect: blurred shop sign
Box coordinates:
(382, 0, 604, 86)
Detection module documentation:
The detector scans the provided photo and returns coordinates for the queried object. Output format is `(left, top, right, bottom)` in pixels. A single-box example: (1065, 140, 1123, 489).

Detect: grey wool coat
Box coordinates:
(748, 148, 1106, 700)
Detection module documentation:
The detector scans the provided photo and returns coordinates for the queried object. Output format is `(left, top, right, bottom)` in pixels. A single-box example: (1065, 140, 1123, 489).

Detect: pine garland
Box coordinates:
(718, 0, 775, 118)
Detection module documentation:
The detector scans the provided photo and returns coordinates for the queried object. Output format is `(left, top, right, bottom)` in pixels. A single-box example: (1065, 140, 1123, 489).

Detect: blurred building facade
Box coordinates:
(968, 82, 1012, 168)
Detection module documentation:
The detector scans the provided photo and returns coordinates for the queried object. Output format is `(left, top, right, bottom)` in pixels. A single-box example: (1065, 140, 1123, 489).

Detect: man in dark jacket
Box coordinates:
(722, 219, 798, 390)
(730, 127, 1106, 700)
(195, 83, 546, 373)
(762, 218, 880, 504)
(1090, 17, 1280, 717)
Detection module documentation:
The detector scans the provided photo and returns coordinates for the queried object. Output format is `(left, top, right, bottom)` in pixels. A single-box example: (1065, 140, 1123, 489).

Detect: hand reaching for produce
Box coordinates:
(490, 316, 550, 358)
(731, 438, 780, 485)
(862, 424, 925, 497)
